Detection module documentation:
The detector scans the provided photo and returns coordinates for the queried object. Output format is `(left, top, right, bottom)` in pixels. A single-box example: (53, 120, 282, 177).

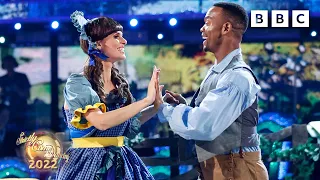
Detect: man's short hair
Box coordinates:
(213, 2, 249, 34)
(2, 55, 18, 69)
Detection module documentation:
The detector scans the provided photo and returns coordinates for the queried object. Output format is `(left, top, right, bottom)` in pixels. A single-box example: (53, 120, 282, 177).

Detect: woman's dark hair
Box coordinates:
(80, 17, 133, 105)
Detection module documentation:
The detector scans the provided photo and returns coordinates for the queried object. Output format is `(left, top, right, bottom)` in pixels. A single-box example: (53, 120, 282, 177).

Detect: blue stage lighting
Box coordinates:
(130, 19, 138, 27)
(51, 21, 59, 29)
(311, 31, 317, 37)
(0, 36, 5, 44)
(169, 18, 177, 26)
(157, 33, 163, 40)
(14, 23, 21, 30)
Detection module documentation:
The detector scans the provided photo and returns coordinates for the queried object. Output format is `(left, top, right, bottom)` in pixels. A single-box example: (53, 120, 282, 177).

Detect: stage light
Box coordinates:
(14, 23, 21, 30)
(169, 18, 177, 26)
(157, 33, 163, 40)
(51, 21, 59, 29)
(311, 31, 317, 37)
(130, 18, 138, 27)
(298, 44, 306, 54)
(0, 36, 5, 44)
(269, 70, 274, 75)
(265, 42, 273, 51)
(264, 42, 274, 55)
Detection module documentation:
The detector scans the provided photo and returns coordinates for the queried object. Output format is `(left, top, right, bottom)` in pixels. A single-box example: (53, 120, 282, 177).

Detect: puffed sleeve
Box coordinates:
(63, 73, 106, 129)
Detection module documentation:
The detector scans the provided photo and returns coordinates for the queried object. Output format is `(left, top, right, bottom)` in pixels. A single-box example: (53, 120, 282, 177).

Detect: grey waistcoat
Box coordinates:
(191, 55, 260, 162)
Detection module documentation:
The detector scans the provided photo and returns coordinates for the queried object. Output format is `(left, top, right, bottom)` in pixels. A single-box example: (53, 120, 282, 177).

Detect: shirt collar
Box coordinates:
(211, 48, 241, 73)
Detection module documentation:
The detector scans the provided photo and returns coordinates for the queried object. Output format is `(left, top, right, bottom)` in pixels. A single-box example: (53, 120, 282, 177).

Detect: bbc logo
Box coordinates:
(251, 10, 309, 27)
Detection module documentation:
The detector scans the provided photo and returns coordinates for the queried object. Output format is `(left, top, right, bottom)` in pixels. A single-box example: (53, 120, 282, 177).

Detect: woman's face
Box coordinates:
(98, 31, 127, 63)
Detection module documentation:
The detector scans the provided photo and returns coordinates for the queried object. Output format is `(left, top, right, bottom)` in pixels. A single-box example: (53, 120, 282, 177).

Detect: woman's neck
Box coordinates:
(102, 61, 113, 83)
(101, 61, 116, 93)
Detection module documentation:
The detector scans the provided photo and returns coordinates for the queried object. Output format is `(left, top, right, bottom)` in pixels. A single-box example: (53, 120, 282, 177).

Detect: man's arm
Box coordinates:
(158, 70, 260, 141)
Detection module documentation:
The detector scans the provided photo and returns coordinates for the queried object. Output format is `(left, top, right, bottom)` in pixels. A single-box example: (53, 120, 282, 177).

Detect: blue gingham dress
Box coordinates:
(55, 74, 154, 180)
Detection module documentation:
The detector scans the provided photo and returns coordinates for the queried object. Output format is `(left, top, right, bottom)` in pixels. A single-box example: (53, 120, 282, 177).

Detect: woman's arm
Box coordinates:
(139, 105, 158, 125)
(72, 67, 160, 131)
(84, 98, 151, 130)
(138, 83, 165, 125)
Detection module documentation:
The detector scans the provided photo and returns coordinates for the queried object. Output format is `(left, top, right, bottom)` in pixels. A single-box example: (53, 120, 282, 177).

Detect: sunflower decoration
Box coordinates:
(193, 51, 215, 67)
(186, 52, 215, 88)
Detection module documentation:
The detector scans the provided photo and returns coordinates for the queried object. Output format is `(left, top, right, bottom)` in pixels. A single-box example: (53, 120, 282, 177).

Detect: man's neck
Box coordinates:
(214, 42, 240, 64)
(7, 70, 15, 76)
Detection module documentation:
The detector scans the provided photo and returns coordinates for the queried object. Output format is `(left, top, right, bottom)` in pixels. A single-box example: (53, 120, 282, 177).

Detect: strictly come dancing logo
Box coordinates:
(16, 131, 69, 171)
(251, 10, 309, 27)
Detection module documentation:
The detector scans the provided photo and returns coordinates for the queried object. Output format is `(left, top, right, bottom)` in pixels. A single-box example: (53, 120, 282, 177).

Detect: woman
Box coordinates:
(55, 11, 160, 180)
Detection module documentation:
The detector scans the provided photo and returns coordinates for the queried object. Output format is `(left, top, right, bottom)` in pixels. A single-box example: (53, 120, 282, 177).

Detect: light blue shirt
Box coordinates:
(158, 48, 261, 153)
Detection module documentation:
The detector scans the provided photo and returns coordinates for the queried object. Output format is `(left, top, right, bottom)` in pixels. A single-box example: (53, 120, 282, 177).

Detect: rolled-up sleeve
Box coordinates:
(157, 70, 261, 141)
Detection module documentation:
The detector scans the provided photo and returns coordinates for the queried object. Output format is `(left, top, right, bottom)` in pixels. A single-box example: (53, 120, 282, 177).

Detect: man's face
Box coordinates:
(3, 61, 15, 71)
(200, 7, 225, 53)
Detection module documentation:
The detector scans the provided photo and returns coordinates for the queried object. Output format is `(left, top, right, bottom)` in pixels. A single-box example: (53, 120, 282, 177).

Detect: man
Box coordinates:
(0, 55, 30, 157)
(156, 2, 268, 180)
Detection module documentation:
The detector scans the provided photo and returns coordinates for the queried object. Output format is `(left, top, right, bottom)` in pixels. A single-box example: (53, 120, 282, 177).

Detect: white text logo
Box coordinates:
(251, 10, 309, 27)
